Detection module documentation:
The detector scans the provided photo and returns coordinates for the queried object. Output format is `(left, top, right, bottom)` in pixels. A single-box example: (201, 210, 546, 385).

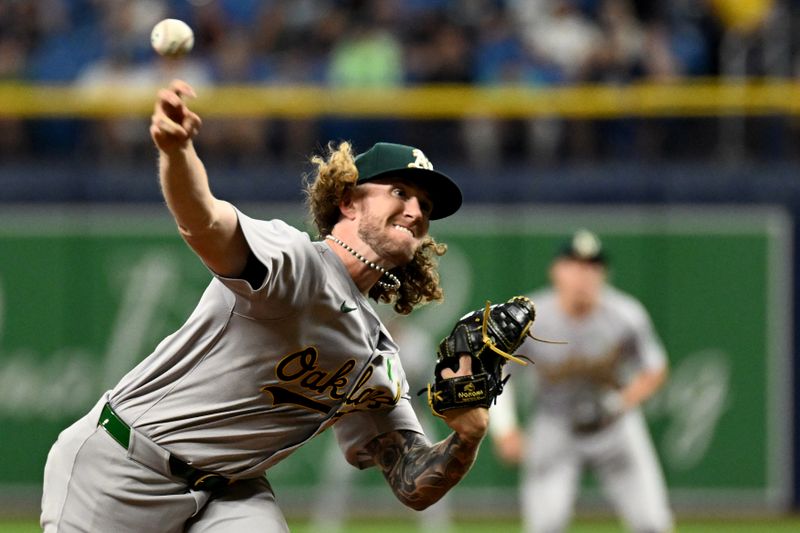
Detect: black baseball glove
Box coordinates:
(571, 388, 625, 433)
(425, 296, 538, 417)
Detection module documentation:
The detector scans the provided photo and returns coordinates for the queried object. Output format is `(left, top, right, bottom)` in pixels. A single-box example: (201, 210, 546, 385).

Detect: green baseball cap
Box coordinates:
(354, 142, 462, 220)
(556, 229, 607, 265)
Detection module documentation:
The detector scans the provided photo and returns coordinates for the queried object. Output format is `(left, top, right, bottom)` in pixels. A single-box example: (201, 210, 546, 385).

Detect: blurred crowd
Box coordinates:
(0, 0, 798, 166)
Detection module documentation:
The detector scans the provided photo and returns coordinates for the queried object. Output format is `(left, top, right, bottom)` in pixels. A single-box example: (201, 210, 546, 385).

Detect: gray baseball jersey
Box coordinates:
(108, 208, 423, 476)
(519, 285, 667, 416)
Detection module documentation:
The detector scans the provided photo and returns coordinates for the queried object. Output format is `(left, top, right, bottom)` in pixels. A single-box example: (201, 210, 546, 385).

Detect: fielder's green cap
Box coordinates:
(557, 229, 607, 264)
(354, 142, 462, 220)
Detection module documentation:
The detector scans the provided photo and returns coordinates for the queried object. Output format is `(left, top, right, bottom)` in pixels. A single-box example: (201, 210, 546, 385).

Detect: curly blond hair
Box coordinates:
(303, 141, 448, 315)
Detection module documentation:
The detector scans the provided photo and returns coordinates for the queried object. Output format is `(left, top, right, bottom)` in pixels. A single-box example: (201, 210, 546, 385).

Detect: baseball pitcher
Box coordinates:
(40, 80, 535, 532)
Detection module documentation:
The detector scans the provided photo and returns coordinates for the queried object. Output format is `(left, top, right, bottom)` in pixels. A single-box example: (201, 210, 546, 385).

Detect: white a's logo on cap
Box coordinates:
(572, 229, 601, 258)
(408, 148, 433, 170)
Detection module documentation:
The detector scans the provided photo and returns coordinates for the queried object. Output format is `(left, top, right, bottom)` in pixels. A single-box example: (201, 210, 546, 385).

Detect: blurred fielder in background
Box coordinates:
(492, 229, 673, 533)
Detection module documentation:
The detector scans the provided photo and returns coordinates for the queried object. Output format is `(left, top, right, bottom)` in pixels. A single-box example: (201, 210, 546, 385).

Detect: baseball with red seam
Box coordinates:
(151, 19, 194, 57)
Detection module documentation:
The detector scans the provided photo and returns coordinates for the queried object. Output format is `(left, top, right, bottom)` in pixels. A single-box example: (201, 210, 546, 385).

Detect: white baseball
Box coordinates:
(150, 19, 194, 57)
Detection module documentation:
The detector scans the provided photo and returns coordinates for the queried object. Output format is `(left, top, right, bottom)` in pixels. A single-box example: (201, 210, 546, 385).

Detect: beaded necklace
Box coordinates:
(325, 235, 402, 291)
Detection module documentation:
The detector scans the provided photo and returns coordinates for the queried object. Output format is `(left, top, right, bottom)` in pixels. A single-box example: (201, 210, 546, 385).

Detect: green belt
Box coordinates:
(98, 402, 231, 492)
(99, 402, 130, 449)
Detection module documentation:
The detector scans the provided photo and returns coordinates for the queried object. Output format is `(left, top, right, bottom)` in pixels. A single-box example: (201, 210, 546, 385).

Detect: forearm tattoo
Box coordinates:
(365, 430, 480, 510)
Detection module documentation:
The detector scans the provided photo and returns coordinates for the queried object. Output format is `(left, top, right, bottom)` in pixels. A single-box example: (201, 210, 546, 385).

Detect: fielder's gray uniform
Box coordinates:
(514, 286, 673, 533)
(41, 209, 423, 532)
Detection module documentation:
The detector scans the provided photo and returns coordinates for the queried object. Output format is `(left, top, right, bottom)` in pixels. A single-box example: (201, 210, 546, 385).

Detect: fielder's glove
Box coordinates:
(425, 296, 539, 418)
(571, 389, 625, 434)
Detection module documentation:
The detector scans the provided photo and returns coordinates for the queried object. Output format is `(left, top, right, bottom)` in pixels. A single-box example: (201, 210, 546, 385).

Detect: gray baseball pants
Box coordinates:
(41, 393, 289, 532)
(522, 410, 673, 533)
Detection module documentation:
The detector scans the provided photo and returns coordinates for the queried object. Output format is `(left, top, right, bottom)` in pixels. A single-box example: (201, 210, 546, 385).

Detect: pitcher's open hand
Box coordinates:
(150, 79, 202, 153)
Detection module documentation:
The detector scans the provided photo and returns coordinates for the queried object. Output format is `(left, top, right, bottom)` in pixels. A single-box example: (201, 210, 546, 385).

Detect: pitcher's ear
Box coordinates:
(339, 189, 357, 220)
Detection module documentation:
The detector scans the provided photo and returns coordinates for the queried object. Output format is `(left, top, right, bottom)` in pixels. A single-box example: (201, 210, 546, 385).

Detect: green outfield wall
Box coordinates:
(0, 205, 791, 515)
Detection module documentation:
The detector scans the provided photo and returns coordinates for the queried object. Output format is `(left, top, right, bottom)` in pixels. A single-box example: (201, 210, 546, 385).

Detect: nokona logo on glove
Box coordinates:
(455, 377, 487, 404)
(426, 374, 491, 415)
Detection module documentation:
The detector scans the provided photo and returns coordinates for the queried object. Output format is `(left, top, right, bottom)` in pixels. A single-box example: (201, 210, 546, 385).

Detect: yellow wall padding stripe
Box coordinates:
(2, 80, 799, 119)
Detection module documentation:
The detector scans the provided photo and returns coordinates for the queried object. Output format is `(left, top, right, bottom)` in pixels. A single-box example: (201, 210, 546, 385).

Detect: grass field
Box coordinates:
(7, 516, 800, 532)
